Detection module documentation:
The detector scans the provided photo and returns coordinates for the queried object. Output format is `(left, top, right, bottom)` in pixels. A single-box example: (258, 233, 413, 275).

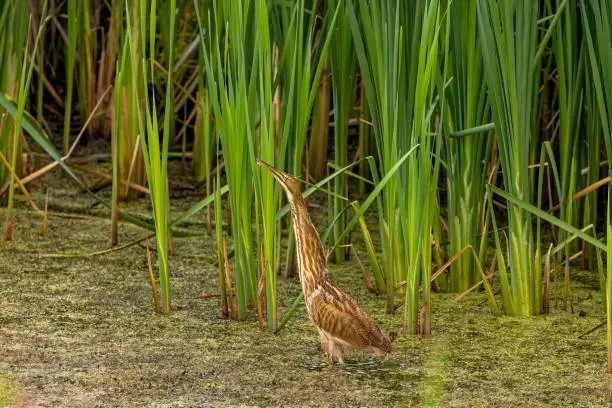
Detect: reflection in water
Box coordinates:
(303, 356, 421, 390)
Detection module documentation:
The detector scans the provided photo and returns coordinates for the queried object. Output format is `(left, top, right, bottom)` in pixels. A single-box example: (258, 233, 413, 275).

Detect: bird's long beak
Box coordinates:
(257, 159, 289, 186)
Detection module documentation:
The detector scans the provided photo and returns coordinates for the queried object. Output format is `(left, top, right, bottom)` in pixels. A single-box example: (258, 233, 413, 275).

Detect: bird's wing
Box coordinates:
(308, 281, 384, 349)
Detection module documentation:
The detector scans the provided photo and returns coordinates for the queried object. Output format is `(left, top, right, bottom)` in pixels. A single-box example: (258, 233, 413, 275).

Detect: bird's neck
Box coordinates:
(290, 197, 327, 296)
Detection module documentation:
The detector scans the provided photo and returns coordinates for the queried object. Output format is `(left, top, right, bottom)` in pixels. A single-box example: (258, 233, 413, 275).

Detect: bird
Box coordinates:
(257, 160, 391, 365)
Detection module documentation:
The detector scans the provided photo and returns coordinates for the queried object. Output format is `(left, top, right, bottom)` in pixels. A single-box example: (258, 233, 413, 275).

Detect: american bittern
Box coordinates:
(258, 160, 391, 364)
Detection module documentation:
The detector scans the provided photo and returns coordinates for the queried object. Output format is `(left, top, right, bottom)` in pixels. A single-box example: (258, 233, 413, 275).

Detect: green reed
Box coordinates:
(580, 0, 612, 374)
(329, 0, 357, 264)
(0, 1, 29, 192)
(444, 0, 492, 293)
(123, 0, 177, 314)
(348, 0, 445, 334)
(478, 0, 543, 316)
(548, 0, 584, 307)
(196, 0, 260, 320)
(269, 0, 340, 276)
(3, 1, 48, 240)
(62, 0, 79, 154)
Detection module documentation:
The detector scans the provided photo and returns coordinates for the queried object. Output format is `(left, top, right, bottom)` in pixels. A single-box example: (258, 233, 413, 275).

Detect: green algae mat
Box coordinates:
(0, 209, 610, 407)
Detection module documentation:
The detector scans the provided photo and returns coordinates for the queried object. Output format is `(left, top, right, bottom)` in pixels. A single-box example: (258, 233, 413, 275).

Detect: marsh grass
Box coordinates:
(347, 0, 446, 334)
(0, 0, 611, 373)
(123, 0, 177, 314)
(328, 0, 357, 264)
(580, 0, 612, 374)
(0, 1, 29, 195)
(195, 0, 260, 321)
(443, 0, 492, 293)
(113, 1, 147, 203)
(2, 1, 48, 241)
(478, 0, 543, 316)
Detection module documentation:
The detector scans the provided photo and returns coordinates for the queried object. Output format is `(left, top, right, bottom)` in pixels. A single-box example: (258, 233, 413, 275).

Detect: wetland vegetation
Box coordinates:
(1, 0, 611, 406)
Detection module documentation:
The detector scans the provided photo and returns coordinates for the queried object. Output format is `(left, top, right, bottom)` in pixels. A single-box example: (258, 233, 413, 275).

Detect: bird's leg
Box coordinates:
(319, 330, 334, 366)
(332, 344, 344, 365)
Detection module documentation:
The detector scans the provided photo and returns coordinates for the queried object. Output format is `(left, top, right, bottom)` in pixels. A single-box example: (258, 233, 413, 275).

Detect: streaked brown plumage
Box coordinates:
(258, 160, 391, 364)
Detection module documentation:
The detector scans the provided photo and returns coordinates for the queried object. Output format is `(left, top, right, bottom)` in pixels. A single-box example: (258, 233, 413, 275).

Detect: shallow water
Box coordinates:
(0, 167, 611, 406)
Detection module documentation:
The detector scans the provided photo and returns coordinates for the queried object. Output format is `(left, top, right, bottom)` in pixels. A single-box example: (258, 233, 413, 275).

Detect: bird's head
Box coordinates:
(257, 160, 302, 202)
